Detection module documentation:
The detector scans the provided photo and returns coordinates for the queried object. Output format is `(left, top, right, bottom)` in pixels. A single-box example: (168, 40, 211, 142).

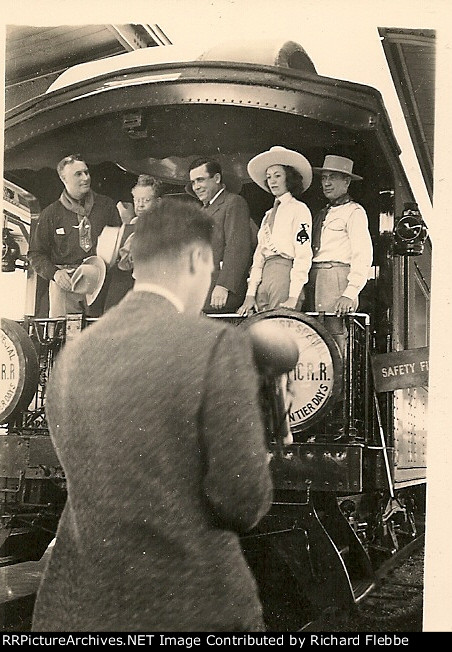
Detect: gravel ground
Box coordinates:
(2, 547, 425, 633)
(319, 547, 424, 632)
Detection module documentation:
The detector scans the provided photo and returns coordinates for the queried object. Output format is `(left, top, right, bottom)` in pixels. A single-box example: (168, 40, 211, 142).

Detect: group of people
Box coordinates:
(29, 147, 373, 324)
(29, 146, 373, 632)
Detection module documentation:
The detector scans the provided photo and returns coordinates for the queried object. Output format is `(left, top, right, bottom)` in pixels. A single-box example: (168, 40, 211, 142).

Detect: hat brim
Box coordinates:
(247, 149, 313, 193)
(312, 166, 362, 181)
(97, 226, 124, 268)
(185, 171, 243, 198)
(71, 256, 107, 306)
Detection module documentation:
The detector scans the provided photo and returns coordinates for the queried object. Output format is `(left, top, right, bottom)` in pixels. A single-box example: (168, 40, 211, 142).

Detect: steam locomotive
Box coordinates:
(1, 39, 430, 631)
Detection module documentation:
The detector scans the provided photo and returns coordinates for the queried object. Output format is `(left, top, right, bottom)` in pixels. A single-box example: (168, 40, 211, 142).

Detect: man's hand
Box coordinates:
(334, 295, 357, 316)
(210, 285, 229, 310)
(53, 269, 74, 291)
(237, 295, 258, 317)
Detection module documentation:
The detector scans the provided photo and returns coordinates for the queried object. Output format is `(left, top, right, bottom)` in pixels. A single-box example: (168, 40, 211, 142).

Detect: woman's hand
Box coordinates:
(279, 296, 298, 310)
(237, 296, 258, 317)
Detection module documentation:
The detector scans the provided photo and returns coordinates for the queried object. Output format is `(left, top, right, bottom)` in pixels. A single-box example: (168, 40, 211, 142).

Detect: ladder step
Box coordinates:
(352, 577, 375, 603)
(338, 545, 350, 560)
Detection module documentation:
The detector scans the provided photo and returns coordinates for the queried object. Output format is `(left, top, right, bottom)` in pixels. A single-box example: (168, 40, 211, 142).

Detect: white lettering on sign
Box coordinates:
(371, 347, 429, 392)
(0, 331, 20, 412)
(381, 360, 428, 377)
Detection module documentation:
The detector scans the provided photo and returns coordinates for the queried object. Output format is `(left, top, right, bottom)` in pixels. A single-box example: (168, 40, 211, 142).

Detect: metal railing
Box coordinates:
(7, 311, 373, 442)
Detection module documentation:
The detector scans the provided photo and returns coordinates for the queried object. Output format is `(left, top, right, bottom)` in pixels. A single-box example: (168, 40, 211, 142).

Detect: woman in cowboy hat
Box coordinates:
(237, 146, 313, 315)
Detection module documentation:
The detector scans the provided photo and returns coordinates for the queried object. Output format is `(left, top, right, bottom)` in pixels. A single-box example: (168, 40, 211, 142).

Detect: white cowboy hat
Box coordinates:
(313, 155, 363, 180)
(247, 146, 313, 193)
(97, 225, 124, 267)
(185, 169, 243, 198)
(71, 256, 106, 305)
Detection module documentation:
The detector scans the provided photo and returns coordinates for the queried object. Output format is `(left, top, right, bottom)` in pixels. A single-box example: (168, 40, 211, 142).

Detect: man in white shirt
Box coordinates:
(309, 155, 373, 318)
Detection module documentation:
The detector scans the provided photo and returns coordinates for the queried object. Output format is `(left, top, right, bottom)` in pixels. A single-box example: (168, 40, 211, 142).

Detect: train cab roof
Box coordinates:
(4, 39, 415, 215)
(44, 39, 319, 92)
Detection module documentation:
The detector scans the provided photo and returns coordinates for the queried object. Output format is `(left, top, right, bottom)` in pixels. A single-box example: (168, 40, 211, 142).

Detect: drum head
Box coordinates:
(242, 310, 343, 432)
(1, 318, 39, 423)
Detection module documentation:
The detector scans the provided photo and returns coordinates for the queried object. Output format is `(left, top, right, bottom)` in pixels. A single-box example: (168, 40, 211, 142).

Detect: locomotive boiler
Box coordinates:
(1, 38, 430, 631)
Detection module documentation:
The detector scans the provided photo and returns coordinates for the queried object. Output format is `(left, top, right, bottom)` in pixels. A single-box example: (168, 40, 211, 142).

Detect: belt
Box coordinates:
(264, 254, 293, 263)
(55, 263, 80, 272)
(311, 261, 350, 269)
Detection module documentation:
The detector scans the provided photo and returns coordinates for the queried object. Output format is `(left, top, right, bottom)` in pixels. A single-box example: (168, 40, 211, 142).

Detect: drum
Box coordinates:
(242, 309, 343, 432)
(1, 318, 39, 423)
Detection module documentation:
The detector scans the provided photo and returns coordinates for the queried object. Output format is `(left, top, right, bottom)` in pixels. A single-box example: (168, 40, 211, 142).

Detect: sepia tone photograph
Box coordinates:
(1, 0, 451, 636)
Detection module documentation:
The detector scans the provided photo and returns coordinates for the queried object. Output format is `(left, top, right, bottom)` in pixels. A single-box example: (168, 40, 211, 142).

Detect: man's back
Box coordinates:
(32, 291, 272, 631)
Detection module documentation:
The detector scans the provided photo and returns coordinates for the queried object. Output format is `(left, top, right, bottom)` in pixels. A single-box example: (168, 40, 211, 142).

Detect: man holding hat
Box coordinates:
(28, 154, 121, 317)
(309, 155, 373, 319)
(188, 157, 255, 313)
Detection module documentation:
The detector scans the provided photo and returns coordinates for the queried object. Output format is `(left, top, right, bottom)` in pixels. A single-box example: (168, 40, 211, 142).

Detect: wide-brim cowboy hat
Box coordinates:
(313, 155, 363, 180)
(71, 256, 106, 306)
(185, 170, 243, 198)
(247, 146, 313, 193)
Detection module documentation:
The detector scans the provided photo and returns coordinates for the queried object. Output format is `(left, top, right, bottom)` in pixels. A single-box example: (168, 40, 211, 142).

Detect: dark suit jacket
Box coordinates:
(204, 190, 254, 312)
(103, 223, 136, 312)
(32, 291, 272, 632)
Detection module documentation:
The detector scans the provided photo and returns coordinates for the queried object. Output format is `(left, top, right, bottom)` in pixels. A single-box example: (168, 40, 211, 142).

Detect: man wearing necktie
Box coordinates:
(28, 154, 121, 317)
(308, 155, 373, 320)
(187, 158, 255, 313)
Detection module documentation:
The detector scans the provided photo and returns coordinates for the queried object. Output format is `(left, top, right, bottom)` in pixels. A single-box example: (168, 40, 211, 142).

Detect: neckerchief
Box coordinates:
(60, 189, 94, 252)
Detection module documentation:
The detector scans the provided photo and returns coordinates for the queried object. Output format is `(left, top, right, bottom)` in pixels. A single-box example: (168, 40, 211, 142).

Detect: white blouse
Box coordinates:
(247, 192, 312, 299)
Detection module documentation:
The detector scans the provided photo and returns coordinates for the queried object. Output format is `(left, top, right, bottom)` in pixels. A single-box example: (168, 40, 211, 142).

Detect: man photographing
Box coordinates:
(32, 197, 272, 632)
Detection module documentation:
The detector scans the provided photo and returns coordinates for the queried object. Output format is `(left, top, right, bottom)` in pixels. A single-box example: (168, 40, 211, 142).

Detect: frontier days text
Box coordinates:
(3, 634, 411, 647)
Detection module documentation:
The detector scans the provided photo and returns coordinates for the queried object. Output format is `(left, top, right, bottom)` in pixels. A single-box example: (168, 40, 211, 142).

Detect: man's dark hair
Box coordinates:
(188, 158, 222, 181)
(131, 197, 214, 263)
(264, 165, 305, 200)
(57, 154, 87, 177)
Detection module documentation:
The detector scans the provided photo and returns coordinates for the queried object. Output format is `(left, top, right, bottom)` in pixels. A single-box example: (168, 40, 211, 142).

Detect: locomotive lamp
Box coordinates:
(393, 202, 428, 256)
(2, 227, 21, 272)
